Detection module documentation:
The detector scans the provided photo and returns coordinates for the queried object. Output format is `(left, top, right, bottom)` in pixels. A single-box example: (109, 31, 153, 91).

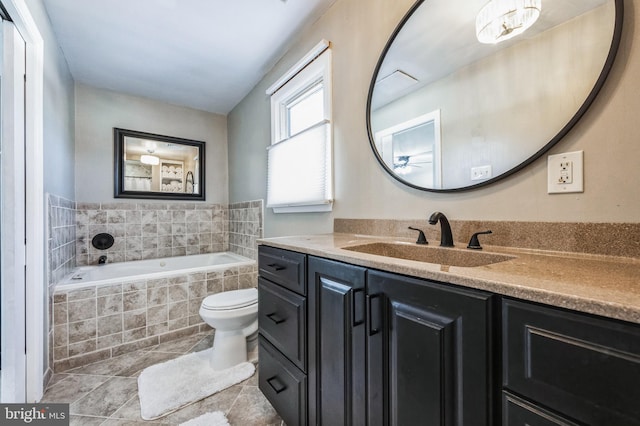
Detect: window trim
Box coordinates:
(270, 48, 332, 145)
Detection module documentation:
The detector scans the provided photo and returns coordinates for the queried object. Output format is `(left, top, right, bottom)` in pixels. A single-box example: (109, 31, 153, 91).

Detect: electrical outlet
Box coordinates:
(548, 151, 583, 193)
(471, 165, 492, 181)
(558, 161, 573, 184)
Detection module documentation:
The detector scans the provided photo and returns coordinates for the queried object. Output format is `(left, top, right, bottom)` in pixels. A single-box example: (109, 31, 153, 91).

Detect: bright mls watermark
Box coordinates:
(1, 404, 69, 425)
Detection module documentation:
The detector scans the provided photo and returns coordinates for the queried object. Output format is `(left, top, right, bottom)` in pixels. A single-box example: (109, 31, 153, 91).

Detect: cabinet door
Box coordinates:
(258, 245, 307, 295)
(308, 256, 367, 426)
(503, 299, 640, 426)
(367, 270, 495, 426)
(259, 336, 308, 426)
(258, 277, 307, 371)
(502, 392, 580, 426)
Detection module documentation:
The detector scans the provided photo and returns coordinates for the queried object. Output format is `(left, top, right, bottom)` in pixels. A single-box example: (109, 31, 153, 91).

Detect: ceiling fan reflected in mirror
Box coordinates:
(393, 151, 434, 175)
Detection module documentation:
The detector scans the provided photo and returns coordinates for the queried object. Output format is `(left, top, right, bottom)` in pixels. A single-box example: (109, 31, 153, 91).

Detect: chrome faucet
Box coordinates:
(98, 255, 107, 265)
(428, 211, 454, 247)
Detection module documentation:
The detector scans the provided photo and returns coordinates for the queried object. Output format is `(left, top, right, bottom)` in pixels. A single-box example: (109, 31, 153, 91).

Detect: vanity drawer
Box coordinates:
(503, 299, 640, 426)
(259, 245, 306, 296)
(502, 392, 579, 426)
(258, 277, 307, 371)
(259, 336, 307, 426)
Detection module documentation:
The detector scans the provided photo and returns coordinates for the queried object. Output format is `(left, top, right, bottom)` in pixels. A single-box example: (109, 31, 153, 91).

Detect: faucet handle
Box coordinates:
(467, 230, 492, 250)
(408, 227, 428, 245)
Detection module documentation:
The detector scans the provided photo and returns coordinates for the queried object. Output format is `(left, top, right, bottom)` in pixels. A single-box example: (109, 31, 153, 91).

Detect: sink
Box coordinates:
(342, 242, 516, 267)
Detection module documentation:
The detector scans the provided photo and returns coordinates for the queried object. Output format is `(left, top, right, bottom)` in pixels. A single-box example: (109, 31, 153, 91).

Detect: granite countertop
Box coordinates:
(258, 233, 640, 324)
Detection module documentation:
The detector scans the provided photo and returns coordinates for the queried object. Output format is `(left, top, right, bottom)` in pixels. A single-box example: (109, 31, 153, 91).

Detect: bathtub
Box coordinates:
(59, 251, 255, 290)
(52, 251, 257, 371)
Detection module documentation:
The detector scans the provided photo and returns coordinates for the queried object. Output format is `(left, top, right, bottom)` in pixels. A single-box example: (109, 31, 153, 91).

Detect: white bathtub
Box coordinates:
(59, 252, 255, 290)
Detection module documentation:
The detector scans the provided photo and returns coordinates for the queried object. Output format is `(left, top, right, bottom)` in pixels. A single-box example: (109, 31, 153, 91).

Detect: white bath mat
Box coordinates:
(137, 348, 255, 420)
(179, 411, 230, 426)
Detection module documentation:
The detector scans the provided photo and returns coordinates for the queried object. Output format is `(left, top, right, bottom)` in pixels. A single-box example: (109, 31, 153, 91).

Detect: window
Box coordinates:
(266, 41, 332, 213)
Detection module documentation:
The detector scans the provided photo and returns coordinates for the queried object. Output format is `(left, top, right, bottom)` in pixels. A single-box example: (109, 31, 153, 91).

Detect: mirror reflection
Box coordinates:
(114, 128, 205, 200)
(367, 0, 621, 191)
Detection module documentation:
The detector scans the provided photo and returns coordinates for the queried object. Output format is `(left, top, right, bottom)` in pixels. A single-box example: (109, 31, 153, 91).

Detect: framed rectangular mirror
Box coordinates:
(114, 128, 206, 200)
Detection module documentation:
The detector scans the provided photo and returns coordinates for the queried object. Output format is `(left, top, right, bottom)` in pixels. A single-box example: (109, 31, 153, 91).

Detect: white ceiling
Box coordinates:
(43, 0, 337, 114)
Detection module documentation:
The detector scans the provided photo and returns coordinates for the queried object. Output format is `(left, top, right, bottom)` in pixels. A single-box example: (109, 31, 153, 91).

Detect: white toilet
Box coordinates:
(199, 288, 259, 370)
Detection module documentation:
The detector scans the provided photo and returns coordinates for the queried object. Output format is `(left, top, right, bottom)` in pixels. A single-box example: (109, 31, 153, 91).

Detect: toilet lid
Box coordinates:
(201, 288, 258, 310)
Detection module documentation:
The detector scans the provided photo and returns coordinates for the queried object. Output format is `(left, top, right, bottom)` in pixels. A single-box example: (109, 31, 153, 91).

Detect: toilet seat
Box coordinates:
(201, 288, 258, 311)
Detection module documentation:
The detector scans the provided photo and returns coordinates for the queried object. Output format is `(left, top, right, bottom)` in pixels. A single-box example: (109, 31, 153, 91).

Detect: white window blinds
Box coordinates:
(266, 121, 331, 210)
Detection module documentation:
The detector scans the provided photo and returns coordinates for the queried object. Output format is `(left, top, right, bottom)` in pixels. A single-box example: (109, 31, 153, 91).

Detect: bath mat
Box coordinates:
(137, 348, 255, 420)
(179, 411, 230, 426)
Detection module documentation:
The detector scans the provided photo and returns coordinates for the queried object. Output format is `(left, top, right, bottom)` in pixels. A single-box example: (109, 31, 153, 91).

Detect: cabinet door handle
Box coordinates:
(353, 288, 365, 326)
(367, 293, 382, 336)
(267, 376, 287, 394)
(267, 263, 286, 271)
(266, 312, 286, 324)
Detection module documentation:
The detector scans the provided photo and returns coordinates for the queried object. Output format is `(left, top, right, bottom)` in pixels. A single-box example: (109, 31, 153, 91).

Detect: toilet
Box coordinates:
(199, 288, 259, 370)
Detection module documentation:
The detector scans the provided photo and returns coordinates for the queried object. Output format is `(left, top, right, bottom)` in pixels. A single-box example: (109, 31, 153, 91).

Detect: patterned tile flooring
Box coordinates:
(41, 332, 283, 425)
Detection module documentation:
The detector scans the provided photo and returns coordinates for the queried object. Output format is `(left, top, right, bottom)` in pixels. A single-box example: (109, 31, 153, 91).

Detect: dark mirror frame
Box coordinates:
(366, 0, 624, 193)
(114, 128, 206, 200)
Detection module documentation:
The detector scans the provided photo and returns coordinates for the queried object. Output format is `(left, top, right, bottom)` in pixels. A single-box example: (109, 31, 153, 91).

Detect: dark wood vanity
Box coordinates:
(257, 244, 640, 426)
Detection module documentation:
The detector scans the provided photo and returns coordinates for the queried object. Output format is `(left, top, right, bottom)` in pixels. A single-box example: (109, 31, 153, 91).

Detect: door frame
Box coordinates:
(1, 17, 27, 404)
(1, 0, 44, 402)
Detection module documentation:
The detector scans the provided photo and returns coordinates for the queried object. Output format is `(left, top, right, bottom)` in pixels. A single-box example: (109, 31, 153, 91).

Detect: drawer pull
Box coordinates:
(367, 293, 382, 336)
(266, 312, 286, 324)
(267, 376, 287, 393)
(267, 263, 286, 271)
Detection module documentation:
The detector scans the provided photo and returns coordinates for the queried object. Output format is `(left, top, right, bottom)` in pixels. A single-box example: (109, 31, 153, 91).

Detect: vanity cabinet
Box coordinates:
(259, 244, 640, 426)
(502, 299, 640, 426)
(258, 246, 308, 426)
(367, 270, 495, 426)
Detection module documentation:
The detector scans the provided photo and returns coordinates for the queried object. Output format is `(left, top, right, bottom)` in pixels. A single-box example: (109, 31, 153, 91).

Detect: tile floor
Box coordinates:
(42, 332, 283, 425)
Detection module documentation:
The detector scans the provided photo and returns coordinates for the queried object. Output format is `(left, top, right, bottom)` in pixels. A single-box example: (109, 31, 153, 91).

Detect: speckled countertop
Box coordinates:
(258, 233, 640, 324)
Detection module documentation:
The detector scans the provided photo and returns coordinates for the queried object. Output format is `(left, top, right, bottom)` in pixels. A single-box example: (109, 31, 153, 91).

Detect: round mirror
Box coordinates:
(367, 0, 622, 192)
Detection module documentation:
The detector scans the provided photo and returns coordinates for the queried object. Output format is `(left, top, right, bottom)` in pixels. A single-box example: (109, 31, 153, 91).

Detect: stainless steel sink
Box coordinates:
(342, 242, 516, 267)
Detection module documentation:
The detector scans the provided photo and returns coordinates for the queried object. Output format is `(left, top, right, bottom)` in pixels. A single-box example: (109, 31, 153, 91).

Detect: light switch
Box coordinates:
(548, 151, 583, 194)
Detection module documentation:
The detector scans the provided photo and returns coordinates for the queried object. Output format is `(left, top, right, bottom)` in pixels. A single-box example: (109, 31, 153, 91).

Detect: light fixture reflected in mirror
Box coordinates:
(140, 152, 160, 165)
(476, 0, 541, 44)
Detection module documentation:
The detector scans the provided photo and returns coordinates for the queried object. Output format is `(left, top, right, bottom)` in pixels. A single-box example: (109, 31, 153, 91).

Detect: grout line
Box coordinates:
(106, 393, 139, 422)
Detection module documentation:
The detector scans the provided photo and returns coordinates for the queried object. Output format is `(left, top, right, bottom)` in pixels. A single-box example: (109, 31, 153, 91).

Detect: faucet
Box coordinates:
(467, 230, 492, 250)
(98, 255, 107, 265)
(428, 211, 454, 247)
(408, 226, 428, 245)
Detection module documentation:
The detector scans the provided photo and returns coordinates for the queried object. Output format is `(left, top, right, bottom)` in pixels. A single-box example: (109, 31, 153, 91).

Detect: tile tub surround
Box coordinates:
(47, 194, 77, 386)
(75, 202, 229, 266)
(52, 264, 258, 372)
(229, 200, 264, 261)
(258, 233, 640, 324)
(334, 219, 640, 259)
(48, 194, 77, 286)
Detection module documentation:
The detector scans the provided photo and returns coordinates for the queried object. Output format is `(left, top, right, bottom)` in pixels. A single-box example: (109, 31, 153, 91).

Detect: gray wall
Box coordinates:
(74, 84, 229, 204)
(228, 0, 640, 238)
(25, 0, 75, 200)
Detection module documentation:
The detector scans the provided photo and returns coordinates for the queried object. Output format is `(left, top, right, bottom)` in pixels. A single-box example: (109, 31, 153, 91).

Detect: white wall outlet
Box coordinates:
(548, 151, 583, 193)
(471, 165, 492, 181)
